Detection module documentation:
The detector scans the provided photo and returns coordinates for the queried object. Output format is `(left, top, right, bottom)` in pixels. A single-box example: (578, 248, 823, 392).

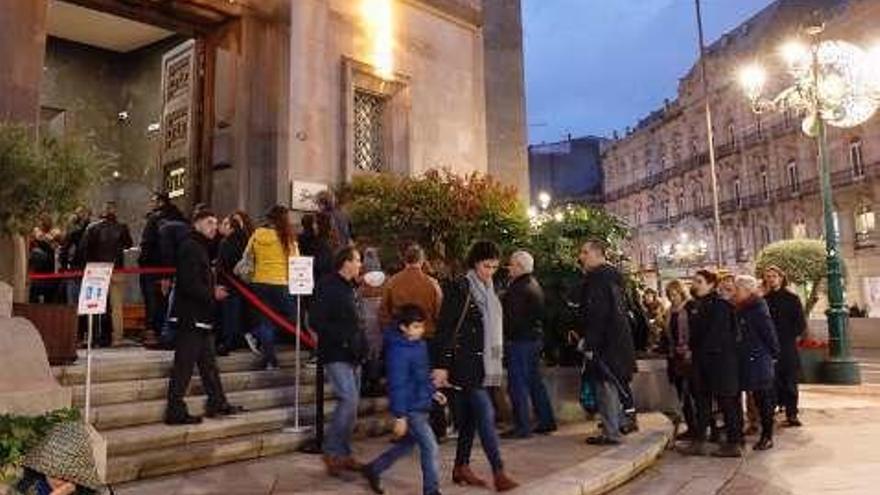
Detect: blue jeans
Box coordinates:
(367, 412, 439, 494)
(65, 279, 81, 305)
(324, 362, 361, 457)
(507, 340, 557, 436)
(454, 388, 503, 472)
(596, 379, 623, 441)
(220, 291, 243, 349)
(252, 283, 296, 367)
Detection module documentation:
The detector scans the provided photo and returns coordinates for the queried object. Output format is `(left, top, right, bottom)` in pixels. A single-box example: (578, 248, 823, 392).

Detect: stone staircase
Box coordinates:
(53, 349, 390, 484)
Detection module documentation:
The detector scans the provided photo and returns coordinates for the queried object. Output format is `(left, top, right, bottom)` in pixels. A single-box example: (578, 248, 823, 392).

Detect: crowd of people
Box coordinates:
(24, 192, 811, 495)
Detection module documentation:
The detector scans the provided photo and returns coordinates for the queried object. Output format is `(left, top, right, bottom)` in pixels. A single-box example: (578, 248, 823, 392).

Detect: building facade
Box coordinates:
(603, 0, 880, 311)
(528, 136, 604, 206)
(1, 0, 529, 223)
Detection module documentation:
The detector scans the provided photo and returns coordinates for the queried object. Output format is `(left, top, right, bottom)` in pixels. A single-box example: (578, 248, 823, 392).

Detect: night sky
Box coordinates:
(523, 0, 775, 144)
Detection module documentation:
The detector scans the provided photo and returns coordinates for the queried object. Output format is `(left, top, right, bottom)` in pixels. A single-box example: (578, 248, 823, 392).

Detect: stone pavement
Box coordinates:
(115, 414, 670, 495)
(611, 352, 880, 495)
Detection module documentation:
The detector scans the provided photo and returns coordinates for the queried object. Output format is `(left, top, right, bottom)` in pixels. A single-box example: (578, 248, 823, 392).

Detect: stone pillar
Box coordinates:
(482, 0, 529, 203)
(0, 0, 48, 124)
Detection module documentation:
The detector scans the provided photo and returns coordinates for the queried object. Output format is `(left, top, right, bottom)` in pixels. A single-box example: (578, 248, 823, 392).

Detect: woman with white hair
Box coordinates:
(732, 275, 780, 451)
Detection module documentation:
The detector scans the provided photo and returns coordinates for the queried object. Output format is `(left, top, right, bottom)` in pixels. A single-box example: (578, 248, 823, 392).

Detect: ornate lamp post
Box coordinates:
(737, 21, 880, 384)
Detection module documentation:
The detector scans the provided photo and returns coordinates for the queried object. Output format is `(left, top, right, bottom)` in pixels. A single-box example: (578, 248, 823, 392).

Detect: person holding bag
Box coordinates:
(432, 240, 518, 492)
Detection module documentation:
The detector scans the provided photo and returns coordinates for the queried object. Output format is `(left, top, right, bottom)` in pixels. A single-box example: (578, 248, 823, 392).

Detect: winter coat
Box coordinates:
(249, 227, 299, 286)
(379, 266, 443, 337)
(60, 219, 89, 270)
(174, 231, 217, 327)
(736, 297, 780, 391)
(158, 219, 190, 268)
(217, 228, 249, 275)
(312, 272, 366, 364)
(662, 300, 695, 380)
(689, 291, 739, 395)
(433, 277, 487, 389)
(138, 204, 184, 266)
(80, 215, 133, 267)
(764, 288, 806, 371)
(502, 273, 545, 342)
(384, 327, 435, 417)
(576, 264, 637, 383)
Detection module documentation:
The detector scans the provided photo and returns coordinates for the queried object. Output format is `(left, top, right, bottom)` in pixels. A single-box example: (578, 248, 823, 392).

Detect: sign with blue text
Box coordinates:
(78, 263, 114, 315)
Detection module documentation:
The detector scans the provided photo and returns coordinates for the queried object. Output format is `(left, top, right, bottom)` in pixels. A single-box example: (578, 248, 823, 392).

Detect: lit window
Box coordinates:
(787, 160, 800, 194)
(851, 139, 865, 178)
(353, 89, 387, 172)
(856, 204, 875, 245)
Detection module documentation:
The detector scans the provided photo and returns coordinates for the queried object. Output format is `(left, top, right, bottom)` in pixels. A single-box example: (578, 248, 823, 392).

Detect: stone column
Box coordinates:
(0, 0, 49, 124)
(482, 0, 529, 203)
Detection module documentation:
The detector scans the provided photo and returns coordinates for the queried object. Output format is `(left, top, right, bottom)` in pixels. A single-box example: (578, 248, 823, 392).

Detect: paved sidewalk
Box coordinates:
(611, 383, 880, 495)
(115, 414, 670, 495)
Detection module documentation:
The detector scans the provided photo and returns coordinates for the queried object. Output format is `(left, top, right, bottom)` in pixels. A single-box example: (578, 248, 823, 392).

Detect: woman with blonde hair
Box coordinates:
(663, 279, 697, 440)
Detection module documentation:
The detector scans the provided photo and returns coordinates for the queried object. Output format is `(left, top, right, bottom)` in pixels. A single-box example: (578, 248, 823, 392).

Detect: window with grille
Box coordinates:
(353, 90, 387, 172)
(761, 170, 770, 200)
(856, 204, 875, 246)
(787, 160, 800, 194)
(850, 139, 865, 178)
(734, 178, 742, 208)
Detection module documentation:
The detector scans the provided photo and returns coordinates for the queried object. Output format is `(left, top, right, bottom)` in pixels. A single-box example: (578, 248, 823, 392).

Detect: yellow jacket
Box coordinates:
(248, 227, 299, 285)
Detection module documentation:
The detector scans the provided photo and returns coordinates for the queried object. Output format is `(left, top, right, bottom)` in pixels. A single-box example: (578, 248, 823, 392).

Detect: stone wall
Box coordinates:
(289, 0, 490, 189)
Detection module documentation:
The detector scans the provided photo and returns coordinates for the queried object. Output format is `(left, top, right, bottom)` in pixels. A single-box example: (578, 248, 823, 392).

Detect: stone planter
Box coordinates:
(12, 303, 78, 365)
(799, 347, 826, 384)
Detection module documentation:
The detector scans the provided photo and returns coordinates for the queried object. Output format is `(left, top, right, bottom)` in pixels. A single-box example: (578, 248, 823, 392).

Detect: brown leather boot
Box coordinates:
(323, 455, 345, 476)
(452, 464, 489, 488)
(494, 471, 519, 492)
(342, 455, 365, 471)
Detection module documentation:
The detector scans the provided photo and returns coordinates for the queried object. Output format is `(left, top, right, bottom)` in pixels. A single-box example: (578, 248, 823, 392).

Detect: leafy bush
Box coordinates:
(0, 408, 80, 482)
(340, 170, 529, 274)
(755, 239, 836, 315)
(0, 123, 105, 235)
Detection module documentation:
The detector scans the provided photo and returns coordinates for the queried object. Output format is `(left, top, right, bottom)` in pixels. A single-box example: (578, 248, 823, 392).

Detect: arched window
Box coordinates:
(850, 138, 865, 178)
(787, 160, 800, 194)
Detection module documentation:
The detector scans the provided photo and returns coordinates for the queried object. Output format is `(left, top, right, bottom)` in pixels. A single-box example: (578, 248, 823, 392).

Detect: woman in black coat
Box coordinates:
(433, 241, 518, 492)
(682, 269, 743, 458)
(733, 275, 780, 451)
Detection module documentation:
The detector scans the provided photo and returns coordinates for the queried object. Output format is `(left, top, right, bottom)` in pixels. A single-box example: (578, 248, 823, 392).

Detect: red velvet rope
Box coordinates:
(28, 267, 175, 280)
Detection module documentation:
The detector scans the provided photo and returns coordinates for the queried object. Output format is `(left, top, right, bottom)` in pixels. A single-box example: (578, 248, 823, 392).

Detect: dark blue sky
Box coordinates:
(523, 0, 774, 144)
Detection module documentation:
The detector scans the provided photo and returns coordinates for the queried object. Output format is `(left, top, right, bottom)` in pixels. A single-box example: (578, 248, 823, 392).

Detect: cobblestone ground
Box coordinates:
(612, 348, 880, 495)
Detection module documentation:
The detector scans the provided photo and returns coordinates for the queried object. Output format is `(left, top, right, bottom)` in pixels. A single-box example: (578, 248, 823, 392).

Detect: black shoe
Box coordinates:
(216, 344, 230, 357)
(501, 429, 531, 440)
(205, 404, 246, 418)
(361, 465, 384, 494)
(711, 443, 743, 458)
(785, 417, 803, 427)
(753, 437, 773, 451)
(534, 424, 558, 435)
(675, 429, 696, 441)
(164, 413, 203, 425)
(585, 435, 620, 445)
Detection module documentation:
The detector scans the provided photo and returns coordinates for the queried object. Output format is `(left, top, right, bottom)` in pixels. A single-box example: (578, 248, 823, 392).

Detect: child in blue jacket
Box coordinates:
(362, 304, 444, 495)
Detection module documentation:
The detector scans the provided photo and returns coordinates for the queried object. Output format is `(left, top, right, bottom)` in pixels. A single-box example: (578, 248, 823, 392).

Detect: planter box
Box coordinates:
(12, 303, 78, 365)
(799, 347, 825, 384)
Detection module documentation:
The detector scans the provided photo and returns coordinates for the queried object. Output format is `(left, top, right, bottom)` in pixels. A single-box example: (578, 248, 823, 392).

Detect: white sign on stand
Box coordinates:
(286, 256, 314, 433)
(77, 262, 114, 426)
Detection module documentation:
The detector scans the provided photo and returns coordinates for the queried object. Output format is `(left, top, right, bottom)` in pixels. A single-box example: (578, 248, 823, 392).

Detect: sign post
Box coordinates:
(286, 256, 314, 432)
(77, 262, 114, 424)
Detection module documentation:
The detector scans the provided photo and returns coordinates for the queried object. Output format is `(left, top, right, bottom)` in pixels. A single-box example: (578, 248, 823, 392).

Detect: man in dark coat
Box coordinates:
(164, 210, 243, 425)
(763, 265, 806, 427)
(683, 269, 743, 458)
(79, 201, 133, 347)
(311, 246, 366, 475)
(138, 192, 185, 340)
(502, 250, 557, 438)
(576, 240, 636, 445)
(733, 275, 780, 451)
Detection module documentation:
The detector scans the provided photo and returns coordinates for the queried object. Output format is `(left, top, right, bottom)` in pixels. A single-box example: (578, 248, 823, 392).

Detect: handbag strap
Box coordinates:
(451, 286, 472, 346)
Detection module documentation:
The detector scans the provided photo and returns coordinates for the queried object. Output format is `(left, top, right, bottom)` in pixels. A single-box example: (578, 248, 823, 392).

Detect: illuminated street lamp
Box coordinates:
(737, 21, 878, 384)
(538, 191, 552, 210)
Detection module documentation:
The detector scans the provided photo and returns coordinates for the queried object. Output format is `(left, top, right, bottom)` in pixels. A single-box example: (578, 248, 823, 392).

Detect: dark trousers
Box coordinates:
(775, 361, 800, 418)
(753, 388, 775, 440)
(672, 375, 697, 434)
(507, 340, 556, 435)
(220, 291, 243, 350)
(695, 391, 742, 445)
(139, 274, 166, 332)
(454, 388, 504, 472)
(166, 324, 228, 419)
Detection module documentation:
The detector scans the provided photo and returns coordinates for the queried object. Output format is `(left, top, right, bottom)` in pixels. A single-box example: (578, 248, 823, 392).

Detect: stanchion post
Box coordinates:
(84, 314, 94, 424)
(294, 294, 302, 430)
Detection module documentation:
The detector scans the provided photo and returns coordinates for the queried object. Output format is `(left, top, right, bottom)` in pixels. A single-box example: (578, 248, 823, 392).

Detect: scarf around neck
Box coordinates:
(466, 270, 504, 387)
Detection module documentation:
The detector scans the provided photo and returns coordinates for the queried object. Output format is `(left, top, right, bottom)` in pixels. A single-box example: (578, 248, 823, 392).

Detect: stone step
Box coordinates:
(107, 411, 393, 484)
(54, 349, 309, 385)
(71, 367, 318, 407)
(90, 386, 310, 430)
(104, 398, 389, 457)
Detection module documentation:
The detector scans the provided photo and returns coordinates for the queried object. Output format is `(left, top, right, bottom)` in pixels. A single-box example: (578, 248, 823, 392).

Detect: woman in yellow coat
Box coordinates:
(248, 205, 299, 369)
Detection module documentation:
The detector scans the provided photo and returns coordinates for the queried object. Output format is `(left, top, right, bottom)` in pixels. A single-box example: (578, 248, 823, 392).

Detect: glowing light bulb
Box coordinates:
(739, 64, 767, 99)
(780, 41, 810, 67)
(361, 0, 394, 79)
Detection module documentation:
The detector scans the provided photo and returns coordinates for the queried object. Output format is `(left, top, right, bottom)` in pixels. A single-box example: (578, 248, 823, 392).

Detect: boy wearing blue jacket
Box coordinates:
(362, 305, 444, 495)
